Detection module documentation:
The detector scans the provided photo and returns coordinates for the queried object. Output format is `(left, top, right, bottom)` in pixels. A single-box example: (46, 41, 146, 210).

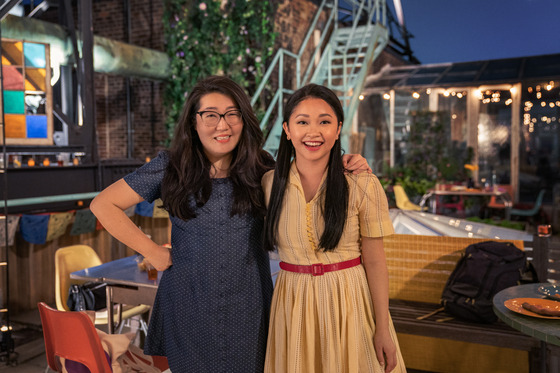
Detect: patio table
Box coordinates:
(418, 188, 513, 219)
(493, 283, 560, 373)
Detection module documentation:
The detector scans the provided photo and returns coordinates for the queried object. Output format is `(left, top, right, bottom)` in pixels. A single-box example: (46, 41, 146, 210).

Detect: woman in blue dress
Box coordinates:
(91, 76, 369, 372)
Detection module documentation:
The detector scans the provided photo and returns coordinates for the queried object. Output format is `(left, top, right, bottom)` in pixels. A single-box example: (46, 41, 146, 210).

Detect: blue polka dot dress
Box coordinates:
(124, 151, 272, 372)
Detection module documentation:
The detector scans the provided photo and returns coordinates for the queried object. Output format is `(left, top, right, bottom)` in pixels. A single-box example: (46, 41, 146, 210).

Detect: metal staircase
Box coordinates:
(251, 0, 388, 156)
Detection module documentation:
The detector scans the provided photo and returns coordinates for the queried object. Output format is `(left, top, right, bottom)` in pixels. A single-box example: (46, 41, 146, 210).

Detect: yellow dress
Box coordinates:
(262, 163, 406, 373)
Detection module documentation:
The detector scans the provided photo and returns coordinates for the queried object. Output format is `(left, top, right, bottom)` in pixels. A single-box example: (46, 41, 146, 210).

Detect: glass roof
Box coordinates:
(365, 53, 560, 91)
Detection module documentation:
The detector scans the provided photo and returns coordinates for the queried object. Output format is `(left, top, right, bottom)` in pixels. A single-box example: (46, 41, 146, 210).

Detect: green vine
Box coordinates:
(163, 0, 277, 142)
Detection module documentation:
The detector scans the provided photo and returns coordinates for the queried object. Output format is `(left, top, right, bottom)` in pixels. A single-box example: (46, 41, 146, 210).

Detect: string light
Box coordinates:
(412, 92, 420, 99)
(383, 93, 390, 100)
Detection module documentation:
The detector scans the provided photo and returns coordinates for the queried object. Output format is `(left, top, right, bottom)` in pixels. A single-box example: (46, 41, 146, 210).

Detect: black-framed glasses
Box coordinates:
(197, 110, 243, 127)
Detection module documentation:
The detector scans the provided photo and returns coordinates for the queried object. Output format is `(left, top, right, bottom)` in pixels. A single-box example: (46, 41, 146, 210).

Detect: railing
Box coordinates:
(250, 1, 338, 139)
(251, 0, 388, 156)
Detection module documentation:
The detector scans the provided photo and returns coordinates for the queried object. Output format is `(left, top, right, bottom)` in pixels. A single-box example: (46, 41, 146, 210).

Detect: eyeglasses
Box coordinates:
(197, 110, 243, 127)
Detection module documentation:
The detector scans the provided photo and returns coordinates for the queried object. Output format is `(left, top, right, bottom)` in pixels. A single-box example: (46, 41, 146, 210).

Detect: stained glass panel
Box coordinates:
(2, 65, 24, 90)
(23, 42, 46, 68)
(26, 115, 48, 138)
(2, 39, 52, 145)
(25, 68, 46, 91)
(5, 114, 26, 138)
(3, 90, 25, 114)
(1, 41, 23, 66)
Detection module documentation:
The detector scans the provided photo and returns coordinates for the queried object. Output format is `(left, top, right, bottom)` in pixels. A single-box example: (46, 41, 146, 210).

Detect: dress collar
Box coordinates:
(287, 161, 328, 203)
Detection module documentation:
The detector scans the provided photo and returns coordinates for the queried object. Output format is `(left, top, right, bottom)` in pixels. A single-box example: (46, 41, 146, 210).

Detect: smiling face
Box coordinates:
(195, 92, 244, 164)
(283, 97, 341, 167)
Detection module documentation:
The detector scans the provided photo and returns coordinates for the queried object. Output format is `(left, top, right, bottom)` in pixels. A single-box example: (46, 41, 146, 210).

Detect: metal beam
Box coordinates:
(0, 0, 20, 20)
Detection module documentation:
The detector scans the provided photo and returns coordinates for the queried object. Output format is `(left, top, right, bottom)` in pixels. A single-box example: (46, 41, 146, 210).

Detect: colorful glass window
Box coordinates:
(1, 39, 52, 145)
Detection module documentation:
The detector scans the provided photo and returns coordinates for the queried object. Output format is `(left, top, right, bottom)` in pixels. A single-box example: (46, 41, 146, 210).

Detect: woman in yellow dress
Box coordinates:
(262, 84, 406, 373)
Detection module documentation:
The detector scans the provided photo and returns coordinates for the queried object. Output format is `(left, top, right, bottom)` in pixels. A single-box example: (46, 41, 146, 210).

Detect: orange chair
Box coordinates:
(38, 301, 112, 372)
(487, 185, 513, 210)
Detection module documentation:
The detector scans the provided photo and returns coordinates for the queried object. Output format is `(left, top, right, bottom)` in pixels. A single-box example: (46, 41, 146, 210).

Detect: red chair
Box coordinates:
(38, 301, 112, 372)
(38, 302, 169, 372)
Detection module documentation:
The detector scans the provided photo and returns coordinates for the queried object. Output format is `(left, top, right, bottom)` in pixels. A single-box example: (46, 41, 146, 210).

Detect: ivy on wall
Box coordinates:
(163, 0, 276, 140)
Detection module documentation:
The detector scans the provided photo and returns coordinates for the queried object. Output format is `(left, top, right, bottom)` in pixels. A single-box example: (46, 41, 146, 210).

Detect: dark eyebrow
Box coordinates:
(200, 106, 238, 112)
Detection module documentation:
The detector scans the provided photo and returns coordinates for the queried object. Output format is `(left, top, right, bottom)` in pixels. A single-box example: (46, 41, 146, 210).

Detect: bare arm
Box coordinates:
(362, 236, 397, 373)
(90, 179, 171, 271)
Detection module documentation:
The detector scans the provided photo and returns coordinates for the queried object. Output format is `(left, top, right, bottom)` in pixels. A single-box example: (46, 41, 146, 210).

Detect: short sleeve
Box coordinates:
(123, 151, 168, 203)
(356, 174, 394, 238)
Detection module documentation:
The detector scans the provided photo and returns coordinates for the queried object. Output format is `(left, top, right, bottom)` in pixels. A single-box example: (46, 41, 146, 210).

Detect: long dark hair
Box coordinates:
(264, 84, 349, 252)
(161, 75, 274, 220)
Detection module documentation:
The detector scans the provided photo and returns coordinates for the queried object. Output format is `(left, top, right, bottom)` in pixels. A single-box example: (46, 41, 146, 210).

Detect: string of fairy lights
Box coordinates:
(524, 82, 559, 133)
(374, 81, 559, 133)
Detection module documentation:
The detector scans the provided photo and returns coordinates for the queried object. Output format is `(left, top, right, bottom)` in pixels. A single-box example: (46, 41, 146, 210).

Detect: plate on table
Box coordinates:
(537, 284, 560, 301)
(504, 297, 560, 319)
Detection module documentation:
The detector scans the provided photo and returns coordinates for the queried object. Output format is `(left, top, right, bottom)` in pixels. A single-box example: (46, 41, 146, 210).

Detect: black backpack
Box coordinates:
(441, 241, 537, 323)
(67, 282, 107, 311)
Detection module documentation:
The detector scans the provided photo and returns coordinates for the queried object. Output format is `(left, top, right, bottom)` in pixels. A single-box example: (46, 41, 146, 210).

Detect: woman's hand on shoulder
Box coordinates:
(342, 154, 372, 174)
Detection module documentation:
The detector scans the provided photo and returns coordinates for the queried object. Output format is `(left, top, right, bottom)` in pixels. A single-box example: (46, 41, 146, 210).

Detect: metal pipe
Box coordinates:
(0, 192, 99, 208)
(124, 0, 133, 158)
(0, 10, 15, 365)
(1, 14, 170, 81)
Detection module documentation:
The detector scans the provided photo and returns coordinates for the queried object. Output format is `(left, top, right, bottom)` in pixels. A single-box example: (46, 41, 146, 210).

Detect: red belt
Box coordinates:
(279, 256, 361, 276)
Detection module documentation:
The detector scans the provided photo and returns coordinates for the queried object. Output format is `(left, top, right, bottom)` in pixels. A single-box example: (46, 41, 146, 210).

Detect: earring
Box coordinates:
(286, 135, 291, 140)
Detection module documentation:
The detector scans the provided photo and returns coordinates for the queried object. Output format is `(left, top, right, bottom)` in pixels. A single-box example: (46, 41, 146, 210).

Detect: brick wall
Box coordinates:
(92, 0, 166, 161)
(273, 0, 328, 90)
